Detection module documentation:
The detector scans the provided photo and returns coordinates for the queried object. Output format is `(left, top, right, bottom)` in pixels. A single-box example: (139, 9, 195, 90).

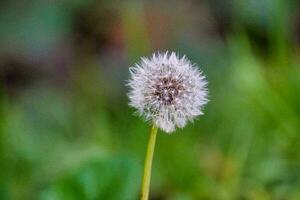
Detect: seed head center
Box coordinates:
(154, 77, 184, 105)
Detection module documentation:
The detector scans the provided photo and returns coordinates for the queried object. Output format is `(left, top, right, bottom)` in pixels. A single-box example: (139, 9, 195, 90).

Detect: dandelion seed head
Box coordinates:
(127, 51, 208, 133)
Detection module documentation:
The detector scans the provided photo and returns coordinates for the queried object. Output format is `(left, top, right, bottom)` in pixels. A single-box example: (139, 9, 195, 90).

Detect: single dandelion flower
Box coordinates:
(128, 51, 208, 133)
(127, 51, 209, 200)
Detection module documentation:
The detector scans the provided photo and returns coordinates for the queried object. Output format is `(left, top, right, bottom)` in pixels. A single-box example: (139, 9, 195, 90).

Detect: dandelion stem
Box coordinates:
(140, 124, 158, 200)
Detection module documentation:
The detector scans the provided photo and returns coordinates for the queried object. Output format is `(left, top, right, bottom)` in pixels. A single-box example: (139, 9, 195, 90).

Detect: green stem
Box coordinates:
(140, 124, 158, 200)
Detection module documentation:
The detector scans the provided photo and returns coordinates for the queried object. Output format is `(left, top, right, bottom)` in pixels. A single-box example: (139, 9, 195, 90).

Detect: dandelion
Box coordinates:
(128, 51, 208, 133)
(127, 51, 208, 200)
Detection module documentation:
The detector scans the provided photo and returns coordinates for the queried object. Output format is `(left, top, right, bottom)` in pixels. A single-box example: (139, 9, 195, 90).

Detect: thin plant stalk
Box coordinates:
(140, 124, 158, 200)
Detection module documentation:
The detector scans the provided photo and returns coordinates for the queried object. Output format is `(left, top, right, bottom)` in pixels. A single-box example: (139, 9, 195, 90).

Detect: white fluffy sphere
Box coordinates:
(127, 52, 208, 133)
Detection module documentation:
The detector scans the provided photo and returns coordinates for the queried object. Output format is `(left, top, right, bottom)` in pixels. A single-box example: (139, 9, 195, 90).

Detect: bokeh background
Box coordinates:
(1, 0, 300, 199)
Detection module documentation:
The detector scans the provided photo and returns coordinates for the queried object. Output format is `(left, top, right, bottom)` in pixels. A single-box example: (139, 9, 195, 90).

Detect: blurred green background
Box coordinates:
(0, 0, 300, 199)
